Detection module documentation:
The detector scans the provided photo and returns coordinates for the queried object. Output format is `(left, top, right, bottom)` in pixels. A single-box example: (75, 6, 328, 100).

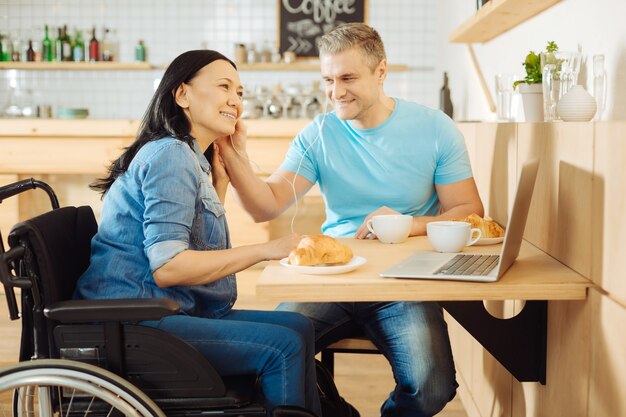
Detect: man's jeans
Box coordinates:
(277, 301, 458, 417)
(142, 309, 322, 416)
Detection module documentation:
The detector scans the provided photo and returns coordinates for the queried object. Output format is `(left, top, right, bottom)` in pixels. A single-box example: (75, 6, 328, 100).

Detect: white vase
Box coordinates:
(557, 85, 597, 122)
(518, 83, 543, 122)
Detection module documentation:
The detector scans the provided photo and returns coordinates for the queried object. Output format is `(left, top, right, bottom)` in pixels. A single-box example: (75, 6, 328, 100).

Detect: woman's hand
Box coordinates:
(211, 143, 229, 204)
(261, 233, 301, 261)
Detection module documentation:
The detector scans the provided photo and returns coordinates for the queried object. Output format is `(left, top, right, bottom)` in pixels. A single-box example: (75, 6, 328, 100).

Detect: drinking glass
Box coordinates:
(495, 74, 517, 121)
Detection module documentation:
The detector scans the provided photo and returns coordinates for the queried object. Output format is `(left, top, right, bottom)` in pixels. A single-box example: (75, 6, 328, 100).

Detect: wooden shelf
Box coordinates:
(0, 62, 155, 70)
(449, 0, 562, 43)
(237, 62, 409, 71)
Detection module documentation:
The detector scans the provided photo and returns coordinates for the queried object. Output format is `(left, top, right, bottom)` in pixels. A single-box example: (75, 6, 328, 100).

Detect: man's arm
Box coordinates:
(413, 177, 484, 235)
(217, 134, 314, 222)
(354, 177, 484, 239)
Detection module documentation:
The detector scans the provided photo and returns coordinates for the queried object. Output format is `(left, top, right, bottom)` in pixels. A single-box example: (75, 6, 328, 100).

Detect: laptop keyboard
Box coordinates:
(434, 254, 500, 276)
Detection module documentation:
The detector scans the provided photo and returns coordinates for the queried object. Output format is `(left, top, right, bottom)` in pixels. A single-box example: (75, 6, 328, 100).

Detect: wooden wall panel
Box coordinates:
(592, 122, 626, 304)
(446, 312, 512, 417)
(0, 174, 19, 251)
(471, 338, 513, 417)
(517, 123, 594, 278)
(458, 123, 477, 170)
(588, 289, 626, 417)
(511, 298, 591, 417)
(445, 313, 474, 405)
(472, 123, 517, 226)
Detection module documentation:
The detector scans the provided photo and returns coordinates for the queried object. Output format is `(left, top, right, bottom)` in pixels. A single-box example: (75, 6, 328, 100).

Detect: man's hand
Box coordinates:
(355, 206, 402, 240)
(216, 119, 248, 161)
(211, 143, 229, 204)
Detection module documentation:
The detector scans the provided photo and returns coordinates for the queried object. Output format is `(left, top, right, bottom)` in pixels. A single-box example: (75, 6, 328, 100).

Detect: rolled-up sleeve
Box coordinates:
(137, 141, 200, 272)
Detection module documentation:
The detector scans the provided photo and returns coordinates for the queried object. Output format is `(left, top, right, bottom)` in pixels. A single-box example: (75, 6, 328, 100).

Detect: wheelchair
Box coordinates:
(0, 178, 317, 417)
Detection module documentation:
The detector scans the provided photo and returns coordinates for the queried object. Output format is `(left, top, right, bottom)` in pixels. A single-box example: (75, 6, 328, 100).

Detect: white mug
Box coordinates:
(426, 221, 482, 253)
(366, 214, 412, 244)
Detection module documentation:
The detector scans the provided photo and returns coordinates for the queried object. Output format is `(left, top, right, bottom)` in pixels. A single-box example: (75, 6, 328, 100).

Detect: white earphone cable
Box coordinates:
(229, 97, 330, 234)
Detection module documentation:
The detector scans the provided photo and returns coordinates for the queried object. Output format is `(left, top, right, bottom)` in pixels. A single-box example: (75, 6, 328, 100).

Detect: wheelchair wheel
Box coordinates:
(0, 359, 165, 417)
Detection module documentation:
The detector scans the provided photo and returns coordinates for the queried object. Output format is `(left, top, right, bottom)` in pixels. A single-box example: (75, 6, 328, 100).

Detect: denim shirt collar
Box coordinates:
(191, 140, 212, 175)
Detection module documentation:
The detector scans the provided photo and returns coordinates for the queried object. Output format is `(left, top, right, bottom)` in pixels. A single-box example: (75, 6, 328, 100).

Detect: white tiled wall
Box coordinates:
(1, 0, 439, 119)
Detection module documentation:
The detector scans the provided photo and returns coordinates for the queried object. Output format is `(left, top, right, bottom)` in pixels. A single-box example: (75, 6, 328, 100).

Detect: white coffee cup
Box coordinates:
(426, 221, 482, 253)
(366, 214, 412, 244)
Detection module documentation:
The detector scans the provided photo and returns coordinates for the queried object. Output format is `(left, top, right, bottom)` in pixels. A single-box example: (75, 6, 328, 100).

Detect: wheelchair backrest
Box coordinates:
(7, 206, 97, 359)
(8, 206, 97, 305)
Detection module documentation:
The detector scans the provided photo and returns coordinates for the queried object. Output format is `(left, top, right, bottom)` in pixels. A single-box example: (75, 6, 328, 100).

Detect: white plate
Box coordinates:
(279, 256, 367, 275)
(474, 237, 504, 246)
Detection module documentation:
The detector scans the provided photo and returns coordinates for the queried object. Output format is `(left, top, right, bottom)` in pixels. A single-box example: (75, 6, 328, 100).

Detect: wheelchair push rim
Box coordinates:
(0, 359, 165, 417)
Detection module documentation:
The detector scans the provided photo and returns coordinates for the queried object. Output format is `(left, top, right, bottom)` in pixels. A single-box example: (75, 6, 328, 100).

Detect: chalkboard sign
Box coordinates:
(278, 0, 367, 59)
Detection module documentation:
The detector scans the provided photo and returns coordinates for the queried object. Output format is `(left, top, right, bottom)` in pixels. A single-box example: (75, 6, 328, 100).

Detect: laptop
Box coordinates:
(380, 159, 540, 282)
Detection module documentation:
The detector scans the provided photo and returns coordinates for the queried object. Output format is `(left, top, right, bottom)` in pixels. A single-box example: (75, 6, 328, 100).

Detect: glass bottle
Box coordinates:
(42, 25, 53, 61)
(61, 25, 72, 61)
(247, 44, 257, 64)
(439, 72, 454, 119)
(11, 38, 21, 62)
(101, 28, 113, 61)
(593, 54, 607, 121)
(88, 27, 99, 62)
(54, 27, 63, 62)
(26, 40, 35, 61)
(1, 33, 12, 62)
(108, 29, 120, 62)
(72, 29, 84, 62)
(135, 40, 146, 62)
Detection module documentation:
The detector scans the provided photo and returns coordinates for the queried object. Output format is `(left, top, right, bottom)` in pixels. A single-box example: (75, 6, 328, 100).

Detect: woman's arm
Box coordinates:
(152, 233, 300, 288)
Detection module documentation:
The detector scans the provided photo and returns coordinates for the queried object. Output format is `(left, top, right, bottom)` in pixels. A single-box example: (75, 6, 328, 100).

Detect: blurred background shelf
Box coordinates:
(0, 62, 409, 72)
(237, 62, 409, 71)
(0, 62, 155, 70)
(449, 0, 562, 43)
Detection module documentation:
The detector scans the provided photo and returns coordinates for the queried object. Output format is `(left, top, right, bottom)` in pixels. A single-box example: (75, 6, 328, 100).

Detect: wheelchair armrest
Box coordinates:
(44, 298, 180, 323)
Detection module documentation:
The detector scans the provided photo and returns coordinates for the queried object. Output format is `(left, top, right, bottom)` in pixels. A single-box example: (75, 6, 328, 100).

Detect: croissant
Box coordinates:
(288, 235, 353, 266)
(453, 213, 505, 238)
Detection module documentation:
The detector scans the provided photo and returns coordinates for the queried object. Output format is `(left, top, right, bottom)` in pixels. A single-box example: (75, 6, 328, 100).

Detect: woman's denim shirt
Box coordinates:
(74, 137, 236, 318)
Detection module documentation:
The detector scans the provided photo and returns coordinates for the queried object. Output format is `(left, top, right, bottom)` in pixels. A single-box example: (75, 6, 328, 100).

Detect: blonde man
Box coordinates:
(219, 23, 483, 417)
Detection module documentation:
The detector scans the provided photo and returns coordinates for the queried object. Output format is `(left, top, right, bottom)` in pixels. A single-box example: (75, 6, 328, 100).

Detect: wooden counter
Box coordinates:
(0, 118, 316, 249)
(0, 119, 309, 175)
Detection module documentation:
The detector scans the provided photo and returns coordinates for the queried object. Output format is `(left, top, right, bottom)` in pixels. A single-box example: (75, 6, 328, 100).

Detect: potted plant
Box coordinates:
(514, 41, 559, 121)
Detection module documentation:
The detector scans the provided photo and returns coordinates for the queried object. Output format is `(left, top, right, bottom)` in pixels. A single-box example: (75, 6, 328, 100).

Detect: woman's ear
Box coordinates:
(174, 83, 189, 109)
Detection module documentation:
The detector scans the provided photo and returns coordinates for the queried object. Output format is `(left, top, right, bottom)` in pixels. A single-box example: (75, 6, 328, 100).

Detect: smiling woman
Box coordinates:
(72, 49, 322, 416)
(174, 61, 243, 146)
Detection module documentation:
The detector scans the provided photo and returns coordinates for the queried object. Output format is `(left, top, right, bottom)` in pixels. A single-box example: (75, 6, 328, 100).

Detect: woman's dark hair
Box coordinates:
(91, 50, 236, 194)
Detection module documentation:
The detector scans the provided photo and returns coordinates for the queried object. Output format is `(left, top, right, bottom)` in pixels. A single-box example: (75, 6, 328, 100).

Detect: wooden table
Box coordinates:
(256, 236, 592, 384)
(257, 237, 591, 302)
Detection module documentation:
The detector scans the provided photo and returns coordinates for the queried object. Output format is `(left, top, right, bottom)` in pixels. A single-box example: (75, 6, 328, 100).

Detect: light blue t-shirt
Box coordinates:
(279, 98, 473, 237)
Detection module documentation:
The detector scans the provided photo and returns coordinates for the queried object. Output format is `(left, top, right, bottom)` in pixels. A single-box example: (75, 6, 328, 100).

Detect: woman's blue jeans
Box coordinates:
(277, 301, 458, 417)
(141, 309, 321, 416)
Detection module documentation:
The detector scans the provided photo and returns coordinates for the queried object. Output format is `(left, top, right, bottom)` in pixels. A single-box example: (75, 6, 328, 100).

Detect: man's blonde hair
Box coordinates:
(317, 23, 386, 71)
